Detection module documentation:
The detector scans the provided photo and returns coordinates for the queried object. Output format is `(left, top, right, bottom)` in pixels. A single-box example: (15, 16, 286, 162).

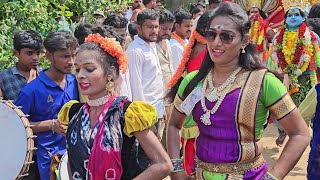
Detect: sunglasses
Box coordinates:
(204, 30, 236, 44)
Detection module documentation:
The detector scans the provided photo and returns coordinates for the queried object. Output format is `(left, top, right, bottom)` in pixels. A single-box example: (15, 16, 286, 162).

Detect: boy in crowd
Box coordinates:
(104, 14, 129, 40)
(143, 0, 157, 9)
(0, 30, 43, 101)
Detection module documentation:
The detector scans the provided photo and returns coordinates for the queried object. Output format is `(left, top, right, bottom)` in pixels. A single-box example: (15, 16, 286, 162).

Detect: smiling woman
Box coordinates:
(166, 2, 310, 180)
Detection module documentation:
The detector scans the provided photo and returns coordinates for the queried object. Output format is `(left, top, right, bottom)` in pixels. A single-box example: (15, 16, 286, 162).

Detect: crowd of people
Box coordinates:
(2, 0, 320, 179)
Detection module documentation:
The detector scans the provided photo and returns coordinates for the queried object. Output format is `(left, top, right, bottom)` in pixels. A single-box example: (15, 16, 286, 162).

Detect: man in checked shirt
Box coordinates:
(0, 30, 43, 101)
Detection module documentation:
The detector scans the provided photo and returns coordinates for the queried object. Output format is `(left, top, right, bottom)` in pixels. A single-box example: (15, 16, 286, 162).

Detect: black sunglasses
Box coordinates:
(204, 30, 236, 44)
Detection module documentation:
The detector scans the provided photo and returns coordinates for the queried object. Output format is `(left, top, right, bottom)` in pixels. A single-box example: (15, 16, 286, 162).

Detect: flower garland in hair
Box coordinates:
(171, 32, 187, 49)
(85, 34, 128, 73)
(167, 30, 206, 89)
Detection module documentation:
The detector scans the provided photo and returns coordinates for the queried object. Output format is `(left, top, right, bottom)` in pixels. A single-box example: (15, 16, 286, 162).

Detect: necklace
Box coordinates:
(248, 17, 265, 52)
(87, 96, 110, 107)
(200, 67, 242, 126)
(276, 22, 307, 69)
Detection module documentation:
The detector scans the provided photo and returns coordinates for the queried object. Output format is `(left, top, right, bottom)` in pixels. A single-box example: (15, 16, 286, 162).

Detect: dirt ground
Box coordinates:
(262, 124, 310, 180)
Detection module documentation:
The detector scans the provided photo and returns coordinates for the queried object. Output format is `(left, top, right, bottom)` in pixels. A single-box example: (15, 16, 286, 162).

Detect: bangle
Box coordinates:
(171, 159, 184, 173)
(262, 172, 278, 180)
(51, 119, 55, 134)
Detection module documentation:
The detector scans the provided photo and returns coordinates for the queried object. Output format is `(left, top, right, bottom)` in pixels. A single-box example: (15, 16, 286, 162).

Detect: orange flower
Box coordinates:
(85, 34, 128, 73)
(288, 87, 299, 95)
(171, 32, 187, 49)
(167, 31, 206, 88)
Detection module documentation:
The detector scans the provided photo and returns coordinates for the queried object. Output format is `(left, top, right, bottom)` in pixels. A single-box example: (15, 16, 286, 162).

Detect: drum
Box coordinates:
(58, 152, 70, 180)
(0, 99, 36, 179)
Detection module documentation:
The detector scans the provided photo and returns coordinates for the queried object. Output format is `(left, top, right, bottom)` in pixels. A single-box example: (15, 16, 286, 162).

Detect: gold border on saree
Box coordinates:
(196, 155, 264, 174)
(173, 94, 184, 113)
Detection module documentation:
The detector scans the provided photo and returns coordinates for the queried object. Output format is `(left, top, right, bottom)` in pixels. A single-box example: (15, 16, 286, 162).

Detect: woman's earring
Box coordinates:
(241, 48, 246, 54)
(105, 76, 115, 95)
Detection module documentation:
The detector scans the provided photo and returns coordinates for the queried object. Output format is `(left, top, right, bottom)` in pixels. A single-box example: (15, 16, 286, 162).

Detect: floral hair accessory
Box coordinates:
(85, 33, 128, 73)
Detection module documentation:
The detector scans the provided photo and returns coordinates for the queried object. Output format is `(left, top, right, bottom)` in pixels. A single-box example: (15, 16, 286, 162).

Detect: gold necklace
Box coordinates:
(200, 67, 242, 126)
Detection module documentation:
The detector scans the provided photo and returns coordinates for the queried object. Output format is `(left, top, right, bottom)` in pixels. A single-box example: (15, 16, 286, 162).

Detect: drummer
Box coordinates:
(15, 31, 79, 180)
(0, 30, 43, 179)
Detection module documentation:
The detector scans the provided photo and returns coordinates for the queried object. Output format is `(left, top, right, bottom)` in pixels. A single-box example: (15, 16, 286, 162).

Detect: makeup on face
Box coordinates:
(286, 8, 304, 29)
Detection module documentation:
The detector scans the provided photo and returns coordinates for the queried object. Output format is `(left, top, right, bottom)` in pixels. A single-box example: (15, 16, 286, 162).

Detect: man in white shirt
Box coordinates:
(126, 8, 164, 170)
(156, 9, 175, 142)
(170, 10, 193, 71)
(126, 9, 164, 124)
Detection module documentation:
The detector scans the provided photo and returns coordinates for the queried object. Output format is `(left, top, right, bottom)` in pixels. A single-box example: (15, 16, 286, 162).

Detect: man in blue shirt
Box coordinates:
(15, 31, 79, 180)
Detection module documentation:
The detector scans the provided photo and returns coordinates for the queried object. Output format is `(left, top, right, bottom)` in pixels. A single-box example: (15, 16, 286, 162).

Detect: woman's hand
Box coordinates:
(133, 129, 173, 180)
(170, 171, 189, 180)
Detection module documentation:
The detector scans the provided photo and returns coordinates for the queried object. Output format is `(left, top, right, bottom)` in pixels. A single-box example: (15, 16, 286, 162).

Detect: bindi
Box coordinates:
(213, 25, 225, 30)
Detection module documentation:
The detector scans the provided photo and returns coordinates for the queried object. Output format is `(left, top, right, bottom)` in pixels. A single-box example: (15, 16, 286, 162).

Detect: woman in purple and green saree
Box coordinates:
(60, 33, 172, 180)
(166, 2, 310, 180)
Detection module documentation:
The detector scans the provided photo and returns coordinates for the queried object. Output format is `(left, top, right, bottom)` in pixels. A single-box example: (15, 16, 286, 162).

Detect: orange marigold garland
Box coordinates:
(167, 31, 206, 88)
(171, 32, 187, 49)
(275, 23, 320, 95)
(249, 17, 266, 53)
(85, 33, 128, 73)
(310, 31, 320, 86)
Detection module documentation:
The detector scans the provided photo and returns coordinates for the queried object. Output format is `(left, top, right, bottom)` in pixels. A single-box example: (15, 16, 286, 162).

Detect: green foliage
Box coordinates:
(0, 0, 132, 71)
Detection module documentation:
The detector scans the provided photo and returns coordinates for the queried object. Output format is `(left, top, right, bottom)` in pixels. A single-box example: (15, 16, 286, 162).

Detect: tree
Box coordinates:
(0, 0, 132, 71)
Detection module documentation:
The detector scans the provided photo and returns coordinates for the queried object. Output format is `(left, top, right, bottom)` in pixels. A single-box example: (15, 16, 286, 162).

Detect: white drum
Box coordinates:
(0, 99, 36, 179)
(58, 152, 70, 180)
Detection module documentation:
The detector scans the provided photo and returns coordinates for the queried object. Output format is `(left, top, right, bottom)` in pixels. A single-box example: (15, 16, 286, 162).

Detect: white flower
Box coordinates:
(304, 30, 311, 45)
(303, 54, 310, 62)
(295, 69, 302, 76)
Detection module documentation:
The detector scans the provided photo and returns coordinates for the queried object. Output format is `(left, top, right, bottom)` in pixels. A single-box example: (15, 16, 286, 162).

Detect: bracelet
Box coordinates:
(262, 172, 278, 180)
(171, 159, 184, 173)
(51, 119, 55, 134)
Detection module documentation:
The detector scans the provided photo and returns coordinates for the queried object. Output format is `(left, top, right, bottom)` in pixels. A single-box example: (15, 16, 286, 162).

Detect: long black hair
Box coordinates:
(166, 2, 277, 102)
(165, 11, 213, 101)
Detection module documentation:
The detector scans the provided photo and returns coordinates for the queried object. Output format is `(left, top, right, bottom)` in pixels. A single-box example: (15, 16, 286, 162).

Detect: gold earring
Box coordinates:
(105, 76, 115, 95)
(241, 48, 246, 54)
